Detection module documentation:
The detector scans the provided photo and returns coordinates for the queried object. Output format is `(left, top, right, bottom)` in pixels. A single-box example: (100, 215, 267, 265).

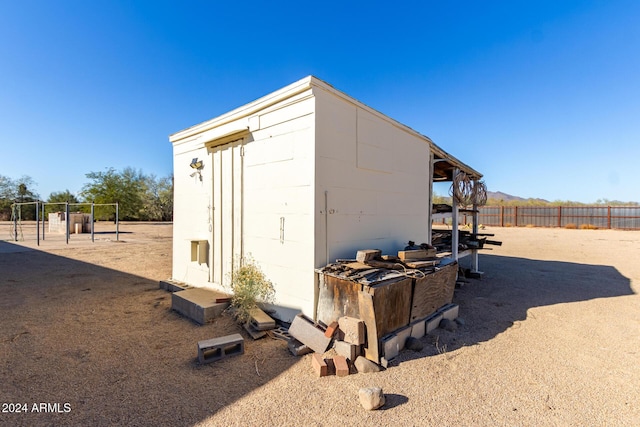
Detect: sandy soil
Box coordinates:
(0, 222, 638, 426)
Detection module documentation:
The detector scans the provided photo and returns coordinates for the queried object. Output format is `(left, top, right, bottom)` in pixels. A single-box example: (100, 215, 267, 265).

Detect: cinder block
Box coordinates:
(333, 355, 349, 377)
(198, 333, 244, 364)
(338, 316, 366, 345)
(324, 321, 339, 338)
(425, 313, 443, 334)
(410, 319, 426, 339)
(288, 313, 332, 354)
(311, 353, 328, 377)
(159, 279, 189, 292)
(288, 338, 313, 356)
(396, 326, 411, 351)
(381, 333, 400, 360)
(438, 303, 459, 321)
(172, 288, 230, 325)
(334, 340, 360, 361)
(249, 307, 276, 331)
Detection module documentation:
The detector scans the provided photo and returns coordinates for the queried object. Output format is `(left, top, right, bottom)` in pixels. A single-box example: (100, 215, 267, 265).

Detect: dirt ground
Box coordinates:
(0, 222, 638, 426)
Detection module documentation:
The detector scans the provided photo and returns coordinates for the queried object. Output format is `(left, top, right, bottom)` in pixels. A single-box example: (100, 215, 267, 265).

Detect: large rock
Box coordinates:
(405, 336, 424, 352)
(439, 318, 458, 332)
(359, 387, 385, 410)
(354, 356, 381, 374)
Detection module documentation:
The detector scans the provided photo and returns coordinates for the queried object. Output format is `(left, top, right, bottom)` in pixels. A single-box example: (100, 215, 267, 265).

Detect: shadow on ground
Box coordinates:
(0, 241, 298, 427)
(393, 252, 634, 363)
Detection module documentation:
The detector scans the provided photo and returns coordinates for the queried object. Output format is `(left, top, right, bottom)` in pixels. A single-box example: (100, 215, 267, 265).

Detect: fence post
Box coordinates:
(116, 202, 119, 241)
(500, 206, 504, 227)
(65, 202, 69, 245)
(607, 206, 611, 229)
(558, 206, 562, 228)
(514, 206, 518, 227)
(36, 200, 39, 246)
(91, 203, 95, 242)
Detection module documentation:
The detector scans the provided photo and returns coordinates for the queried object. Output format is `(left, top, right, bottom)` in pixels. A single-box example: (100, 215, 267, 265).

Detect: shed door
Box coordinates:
(210, 139, 243, 287)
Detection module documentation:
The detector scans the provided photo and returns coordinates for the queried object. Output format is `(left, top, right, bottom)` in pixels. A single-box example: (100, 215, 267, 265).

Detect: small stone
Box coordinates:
(439, 318, 458, 332)
(454, 317, 466, 326)
(354, 356, 381, 373)
(359, 387, 385, 410)
(405, 336, 424, 352)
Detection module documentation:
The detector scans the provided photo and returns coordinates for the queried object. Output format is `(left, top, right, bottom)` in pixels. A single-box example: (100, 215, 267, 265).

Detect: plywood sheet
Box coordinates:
(366, 277, 413, 338)
(410, 262, 457, 322)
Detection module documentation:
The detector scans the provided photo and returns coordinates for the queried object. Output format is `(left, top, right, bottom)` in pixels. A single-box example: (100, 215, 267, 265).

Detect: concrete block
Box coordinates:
(410, 319, 426, 339)
(159, 279, 189, 293)
(311, 353, 328, 377)
(172, 288, 230, 325)
(288, 313, 332, 354)
(338, 316, 366, 345)
(381, 333, 400, 360)
(288, 338, 313, 356)
(425, 312, 443, 334)
(249, 307, 276, 331)
(334, 340, 360, 361)
(198, 333, 244, 364)
(396, 326, 411, 351)
(243, 322, 267, 340)
(334, 355, 349, 377)
(439, 303, 459, 321)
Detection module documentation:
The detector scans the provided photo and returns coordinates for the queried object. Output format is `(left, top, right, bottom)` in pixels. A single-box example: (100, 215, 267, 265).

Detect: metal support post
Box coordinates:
(36, 201, 40, 246)
(42, 202, 46, 240)
(115, 202, 119, 241)
(91, 203, 95, 242)
(65, 202, 70, 244)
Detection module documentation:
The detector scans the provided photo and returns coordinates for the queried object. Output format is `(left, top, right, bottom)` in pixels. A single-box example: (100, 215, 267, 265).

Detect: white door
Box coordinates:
(210, 139, 243, 287)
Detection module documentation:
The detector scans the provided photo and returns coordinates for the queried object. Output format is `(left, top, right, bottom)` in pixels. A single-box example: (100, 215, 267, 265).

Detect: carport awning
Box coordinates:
(431, 144, 482, 182)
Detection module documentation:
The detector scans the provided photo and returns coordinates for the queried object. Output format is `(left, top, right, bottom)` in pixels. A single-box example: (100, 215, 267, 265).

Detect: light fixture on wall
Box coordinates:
(189, 157, 204, 181)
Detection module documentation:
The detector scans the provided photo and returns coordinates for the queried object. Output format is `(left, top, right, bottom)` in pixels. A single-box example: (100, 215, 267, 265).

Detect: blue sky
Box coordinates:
(1, 0, 638, 203)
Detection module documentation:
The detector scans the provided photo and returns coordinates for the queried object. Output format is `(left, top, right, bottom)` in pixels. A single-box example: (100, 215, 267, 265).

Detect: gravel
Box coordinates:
(1, 223, 638, 426)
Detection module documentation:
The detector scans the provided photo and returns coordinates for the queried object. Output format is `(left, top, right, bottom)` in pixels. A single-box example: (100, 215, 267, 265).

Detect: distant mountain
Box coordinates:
(487, 191, 549, 203)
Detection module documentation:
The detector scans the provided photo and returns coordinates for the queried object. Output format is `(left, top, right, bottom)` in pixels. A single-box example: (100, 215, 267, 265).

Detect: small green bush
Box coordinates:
(227, 257, 275, 324)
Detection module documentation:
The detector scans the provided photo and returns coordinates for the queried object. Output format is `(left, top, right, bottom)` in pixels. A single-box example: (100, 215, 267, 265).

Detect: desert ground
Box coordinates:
(0, 221, 638, 426)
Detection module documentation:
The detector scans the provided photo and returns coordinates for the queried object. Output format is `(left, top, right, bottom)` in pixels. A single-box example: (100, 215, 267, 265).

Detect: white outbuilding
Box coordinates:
(169, 76, 481, 322)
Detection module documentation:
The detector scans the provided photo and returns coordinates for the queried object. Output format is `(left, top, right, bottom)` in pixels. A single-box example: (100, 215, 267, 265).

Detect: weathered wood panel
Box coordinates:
(410, 262, 457, 322)
(365, 277, 413, 338)
(316, 274, 362, 325)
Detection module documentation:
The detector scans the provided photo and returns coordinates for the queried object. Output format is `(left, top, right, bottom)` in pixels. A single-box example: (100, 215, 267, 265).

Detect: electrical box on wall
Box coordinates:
(190, 240, 208, 265)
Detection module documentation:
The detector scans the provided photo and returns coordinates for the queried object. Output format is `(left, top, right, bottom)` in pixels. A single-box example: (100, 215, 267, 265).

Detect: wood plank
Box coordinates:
(356, 249, 381, 263)
(398, 249, 437, 260)
(358, 291, 380, 363)
(403, 260, 439, 269)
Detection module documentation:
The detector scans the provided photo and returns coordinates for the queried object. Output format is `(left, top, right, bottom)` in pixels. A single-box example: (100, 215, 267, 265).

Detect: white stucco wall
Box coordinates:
(241, 94, 316, 320)
(171, 76, 451, 322)
(170, 86, 317, 321)
(313, 86, 432, 267)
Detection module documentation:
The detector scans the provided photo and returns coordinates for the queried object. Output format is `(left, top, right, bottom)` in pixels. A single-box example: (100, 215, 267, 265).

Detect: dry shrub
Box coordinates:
(227, 256, 275, 324)
(565, 223, 578, 229)
(504, 223, 513, 227)
(579, 224, 598, 230)
(526, 224, 536, 228)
